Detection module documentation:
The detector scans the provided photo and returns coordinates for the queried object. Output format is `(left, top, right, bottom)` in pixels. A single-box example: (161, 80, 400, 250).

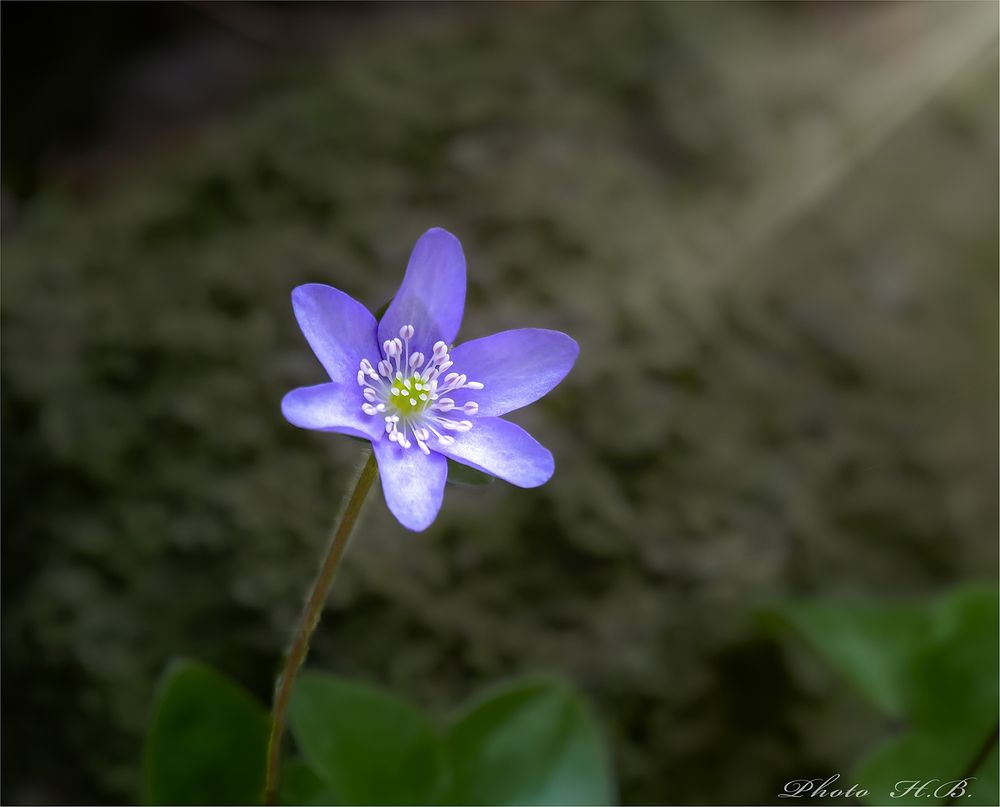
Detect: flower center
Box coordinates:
(389, 375, 431, 416)
(356, 324, 483, 454)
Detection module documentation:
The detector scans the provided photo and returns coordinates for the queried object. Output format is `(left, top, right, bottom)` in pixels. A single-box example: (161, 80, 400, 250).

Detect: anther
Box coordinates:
(358, 324, 483, 451)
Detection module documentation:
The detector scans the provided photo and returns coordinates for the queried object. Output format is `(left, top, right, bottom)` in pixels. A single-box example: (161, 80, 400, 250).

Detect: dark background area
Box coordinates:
(2, 2, 400, 199)
(2, 2, 997, 805)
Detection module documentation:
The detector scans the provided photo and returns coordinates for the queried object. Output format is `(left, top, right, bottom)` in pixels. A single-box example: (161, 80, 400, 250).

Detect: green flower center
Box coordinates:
(356, 323, 483, 453)
(389, 375, 432, 417)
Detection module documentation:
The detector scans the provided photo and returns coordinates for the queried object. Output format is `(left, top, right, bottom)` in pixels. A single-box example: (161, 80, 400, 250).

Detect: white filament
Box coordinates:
(356, 324, 483, 451)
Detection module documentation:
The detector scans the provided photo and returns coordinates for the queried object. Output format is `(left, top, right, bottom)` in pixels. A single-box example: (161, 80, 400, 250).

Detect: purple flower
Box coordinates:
(282, 227, 579, 531)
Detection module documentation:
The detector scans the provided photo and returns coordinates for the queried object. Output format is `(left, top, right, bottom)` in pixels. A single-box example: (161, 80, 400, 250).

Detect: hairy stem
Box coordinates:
(263, 450, 379, 805)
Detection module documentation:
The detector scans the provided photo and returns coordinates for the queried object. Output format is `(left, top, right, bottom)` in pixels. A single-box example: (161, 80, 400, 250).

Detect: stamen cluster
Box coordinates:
(357, 324, 482, 454)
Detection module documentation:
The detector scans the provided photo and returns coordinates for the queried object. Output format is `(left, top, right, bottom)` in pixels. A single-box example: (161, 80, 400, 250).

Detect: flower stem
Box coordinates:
(263, 450, 379, 805)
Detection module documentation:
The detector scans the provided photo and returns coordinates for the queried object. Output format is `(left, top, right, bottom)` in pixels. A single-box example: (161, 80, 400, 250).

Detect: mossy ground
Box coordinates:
(2, 3, 996, 804)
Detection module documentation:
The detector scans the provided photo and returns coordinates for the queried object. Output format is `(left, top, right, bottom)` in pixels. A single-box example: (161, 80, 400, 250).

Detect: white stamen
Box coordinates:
(356, 325, 484, 451)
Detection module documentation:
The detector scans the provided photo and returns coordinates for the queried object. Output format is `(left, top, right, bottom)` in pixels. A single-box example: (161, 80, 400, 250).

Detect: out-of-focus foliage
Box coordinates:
(289, 672, 447, 805)
(277, 759, 337, 807)
(3, 2, 997, 804)
(446, 678, 615, 806)
(762, 602, 931, 718)
(446, 458, 495, 487)
(143, 660, 269, 806)
(143, 664, 612, 806)
(765, 587, 999, 806)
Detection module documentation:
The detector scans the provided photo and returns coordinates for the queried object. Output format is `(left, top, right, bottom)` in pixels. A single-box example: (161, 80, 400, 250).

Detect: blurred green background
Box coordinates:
(2, 2, 997, 804)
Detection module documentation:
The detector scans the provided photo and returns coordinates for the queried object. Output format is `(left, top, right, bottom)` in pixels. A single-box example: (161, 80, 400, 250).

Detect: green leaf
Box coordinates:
(278, 758, 339, 806)
(902, 587, 998, 731)
(289, 671, 447, 805)
(968, 742, 999, 807)
(447, 458, 495, 486)
(855, 727, 997, 806)
(446, 677, 616, 806)
(761, 601, 931, 717)
(143, 659, 270, 806)
(374, 296, 394, 320)
(851, 587, 1000, 806)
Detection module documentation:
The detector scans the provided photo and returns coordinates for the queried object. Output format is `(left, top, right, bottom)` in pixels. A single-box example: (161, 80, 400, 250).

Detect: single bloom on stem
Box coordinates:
(282, 227, 579, 531)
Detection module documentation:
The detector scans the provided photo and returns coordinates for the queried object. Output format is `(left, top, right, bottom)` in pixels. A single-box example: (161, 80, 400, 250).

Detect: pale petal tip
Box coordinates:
(520, 449, 555, 489)
(290, 282, 328, 305)
(420, 226, 461, 242)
